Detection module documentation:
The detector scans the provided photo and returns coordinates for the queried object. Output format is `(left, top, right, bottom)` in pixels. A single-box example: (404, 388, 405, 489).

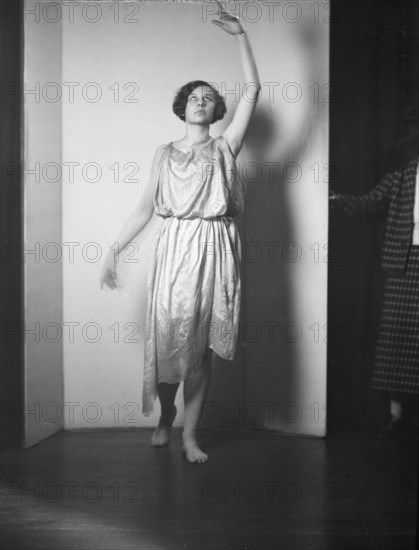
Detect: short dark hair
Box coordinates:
(172, 80, 226, 124)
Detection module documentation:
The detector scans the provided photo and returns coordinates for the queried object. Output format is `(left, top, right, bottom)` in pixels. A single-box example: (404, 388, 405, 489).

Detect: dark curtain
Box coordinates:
(0, 0, 24, 446)
(328, 0, 419, 430)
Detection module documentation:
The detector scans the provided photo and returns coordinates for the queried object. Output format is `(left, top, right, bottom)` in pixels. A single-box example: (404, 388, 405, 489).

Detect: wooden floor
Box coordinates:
(1, 427, 417, 550)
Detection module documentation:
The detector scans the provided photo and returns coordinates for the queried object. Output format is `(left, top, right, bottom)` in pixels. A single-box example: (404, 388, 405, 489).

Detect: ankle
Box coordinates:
(160, 405, 176, 422)
(182, 430, 196, 441)
(390, 400, 403, 420)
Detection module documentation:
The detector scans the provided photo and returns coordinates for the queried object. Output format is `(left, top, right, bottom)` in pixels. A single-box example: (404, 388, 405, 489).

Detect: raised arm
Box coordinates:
(212, 0, 261, 157)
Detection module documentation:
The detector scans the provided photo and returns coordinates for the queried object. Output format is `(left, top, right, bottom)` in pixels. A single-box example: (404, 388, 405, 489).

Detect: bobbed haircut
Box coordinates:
(172, 80, 226, 124)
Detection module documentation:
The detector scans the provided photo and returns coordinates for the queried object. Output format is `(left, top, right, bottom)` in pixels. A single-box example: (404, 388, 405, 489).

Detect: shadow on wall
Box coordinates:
(207, 81, 325, 431)
(206, 7, 329, 432)
(245, 99, 322, 407)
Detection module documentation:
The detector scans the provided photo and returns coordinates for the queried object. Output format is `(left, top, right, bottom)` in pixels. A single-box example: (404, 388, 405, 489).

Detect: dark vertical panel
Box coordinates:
(0, 0, 24, 447)
(328, 0, 419, 430)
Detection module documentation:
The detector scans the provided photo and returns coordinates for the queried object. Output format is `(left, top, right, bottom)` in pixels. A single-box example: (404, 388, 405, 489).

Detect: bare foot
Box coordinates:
(150, 406, 177, 447)
(182, 435, 208, 463)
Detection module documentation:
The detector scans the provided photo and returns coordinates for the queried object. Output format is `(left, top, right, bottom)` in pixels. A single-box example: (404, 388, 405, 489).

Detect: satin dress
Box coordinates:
(142, 135, 245, 416)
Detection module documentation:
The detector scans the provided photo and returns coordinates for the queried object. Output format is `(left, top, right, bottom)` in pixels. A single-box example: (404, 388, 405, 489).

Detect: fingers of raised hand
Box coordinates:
(214, 0, 239, 22)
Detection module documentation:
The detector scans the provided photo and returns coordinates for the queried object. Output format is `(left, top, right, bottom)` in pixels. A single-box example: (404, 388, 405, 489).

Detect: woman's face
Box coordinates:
(184, 85, 217, 125)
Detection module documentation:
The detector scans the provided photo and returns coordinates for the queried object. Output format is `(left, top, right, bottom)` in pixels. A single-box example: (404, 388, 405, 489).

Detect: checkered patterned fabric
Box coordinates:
(334, 156, 419, 273)
(333, 156, 419, 394)
(372, 246, 419, 393)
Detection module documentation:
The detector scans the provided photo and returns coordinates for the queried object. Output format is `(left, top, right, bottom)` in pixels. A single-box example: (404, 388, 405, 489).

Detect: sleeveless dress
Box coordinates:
(142, 135, 245, 416)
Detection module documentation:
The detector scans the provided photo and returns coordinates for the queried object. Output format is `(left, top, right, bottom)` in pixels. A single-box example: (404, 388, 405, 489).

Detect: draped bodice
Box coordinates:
(153, 134, 244, 219)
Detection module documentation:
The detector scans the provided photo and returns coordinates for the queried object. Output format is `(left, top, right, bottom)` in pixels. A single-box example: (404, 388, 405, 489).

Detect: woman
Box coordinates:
(100, 2, 260, 463)
(331, 109, 419, 441)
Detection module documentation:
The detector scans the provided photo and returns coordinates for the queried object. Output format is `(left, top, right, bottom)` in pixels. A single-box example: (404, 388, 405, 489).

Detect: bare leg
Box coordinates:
(378, 392, 408, 440)
(150, 382, 179, 447)
(390, 398, 402, 420)
(182, 348, 213, 463)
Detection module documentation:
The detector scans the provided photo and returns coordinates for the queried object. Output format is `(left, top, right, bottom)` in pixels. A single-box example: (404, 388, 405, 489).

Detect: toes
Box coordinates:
(183, 447, 208, 463)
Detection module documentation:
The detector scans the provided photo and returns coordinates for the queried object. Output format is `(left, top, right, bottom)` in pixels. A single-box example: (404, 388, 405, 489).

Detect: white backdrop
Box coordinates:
(24, 0, 328, 438)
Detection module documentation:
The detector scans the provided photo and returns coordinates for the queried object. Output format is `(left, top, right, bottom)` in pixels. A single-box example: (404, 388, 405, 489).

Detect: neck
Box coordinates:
(183, 124, 211, 144)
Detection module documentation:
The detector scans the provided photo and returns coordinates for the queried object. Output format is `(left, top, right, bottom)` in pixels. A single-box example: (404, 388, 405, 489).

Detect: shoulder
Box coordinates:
(405, 156, 419, 174)
(400, 157, 419, 188)
(155, 143, 171, 153)
(152, 143, 170, 160)
(381, 165, 403, 184)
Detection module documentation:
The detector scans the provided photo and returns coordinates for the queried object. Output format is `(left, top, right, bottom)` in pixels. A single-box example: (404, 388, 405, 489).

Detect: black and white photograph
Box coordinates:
(0, 0, 417, 548)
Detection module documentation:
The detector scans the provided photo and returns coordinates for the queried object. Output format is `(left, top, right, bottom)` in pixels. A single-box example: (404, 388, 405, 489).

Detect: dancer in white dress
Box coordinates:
(100, 1, 260, 463)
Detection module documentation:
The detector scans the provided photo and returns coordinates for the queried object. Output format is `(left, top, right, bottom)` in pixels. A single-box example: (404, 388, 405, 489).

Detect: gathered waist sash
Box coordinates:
(157, 213, 233, 223)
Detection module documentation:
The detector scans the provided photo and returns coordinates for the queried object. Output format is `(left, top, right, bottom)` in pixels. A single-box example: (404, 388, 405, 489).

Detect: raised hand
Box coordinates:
(211, 0, 244, 35)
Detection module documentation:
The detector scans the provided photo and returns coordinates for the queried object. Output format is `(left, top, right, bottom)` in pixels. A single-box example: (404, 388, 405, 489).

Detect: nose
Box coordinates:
(197, 97, 206, 107)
